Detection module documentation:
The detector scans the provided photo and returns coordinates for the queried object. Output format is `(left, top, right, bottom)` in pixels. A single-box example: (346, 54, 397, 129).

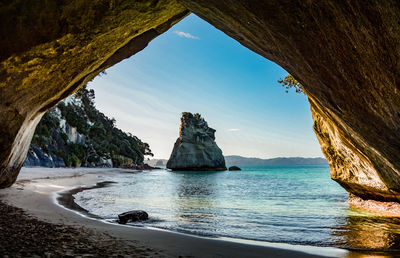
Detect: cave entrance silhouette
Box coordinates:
(1, 1, 400, 203)
(85, 14, 322, 163)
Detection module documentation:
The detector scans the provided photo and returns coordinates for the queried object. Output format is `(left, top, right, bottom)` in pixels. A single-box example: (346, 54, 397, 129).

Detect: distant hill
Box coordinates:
(151, 156, 328, 167)
(225, 155, 328, 166)
(146, 159, 168, 167)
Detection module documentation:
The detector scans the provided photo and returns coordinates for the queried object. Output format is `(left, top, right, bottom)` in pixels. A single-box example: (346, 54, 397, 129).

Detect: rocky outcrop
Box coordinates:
(118, 210, 149, 224)
(177, 1, 400, 202)
(228, 166, 241, 171)
(0, 0, 188, 187)
(23, 86, 151, 169)
(2, 1, 400, 203)
(167, 113, 226, 171)
(155, 160, 165, 166)
(145, 159, 168, 167)
(24, 144, 66, 168)
(119, 163, 160, 171)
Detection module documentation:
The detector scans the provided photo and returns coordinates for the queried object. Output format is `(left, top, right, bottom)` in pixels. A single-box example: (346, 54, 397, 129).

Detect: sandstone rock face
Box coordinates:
(167, 113, 226, 171)
(0, 0, 189, 187)
(178, 0, 400, 201)
(2, 1, 400, 202)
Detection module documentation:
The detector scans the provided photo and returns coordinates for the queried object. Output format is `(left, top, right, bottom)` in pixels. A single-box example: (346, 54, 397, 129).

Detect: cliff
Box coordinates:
(24, 86, 152, 168)
(167, 113, 226, 171)
(177, 1, 400, 202)
(1, 1, 400, 203)
(0, 0, 188, 187)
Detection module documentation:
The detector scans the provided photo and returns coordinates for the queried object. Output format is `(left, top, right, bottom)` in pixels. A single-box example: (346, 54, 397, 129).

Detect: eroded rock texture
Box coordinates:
(179, 0, 400, 201)
(0, 0, 189, 187)
(167, 113, 226, 171)
(2, 0, 400, 202)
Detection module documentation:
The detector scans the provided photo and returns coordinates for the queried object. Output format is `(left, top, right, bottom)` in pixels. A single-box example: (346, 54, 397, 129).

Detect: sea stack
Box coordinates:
(167, 112, 227, 171)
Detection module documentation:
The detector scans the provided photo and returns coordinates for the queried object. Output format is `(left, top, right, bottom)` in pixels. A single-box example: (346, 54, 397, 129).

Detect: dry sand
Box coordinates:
(0, 167, 361, 257)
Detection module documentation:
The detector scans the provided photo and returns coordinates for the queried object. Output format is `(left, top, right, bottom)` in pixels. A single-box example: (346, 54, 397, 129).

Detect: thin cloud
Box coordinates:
(228, 128, 240, 132)
(174, 30, 200, 39)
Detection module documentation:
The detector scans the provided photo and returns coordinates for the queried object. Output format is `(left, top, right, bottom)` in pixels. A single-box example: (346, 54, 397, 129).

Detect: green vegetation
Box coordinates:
(278, 74, 304, 94)
(31, 85, 153, 167)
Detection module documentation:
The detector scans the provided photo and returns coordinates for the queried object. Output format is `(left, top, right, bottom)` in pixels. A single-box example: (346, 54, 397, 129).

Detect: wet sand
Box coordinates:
(0, 167, 363, 257)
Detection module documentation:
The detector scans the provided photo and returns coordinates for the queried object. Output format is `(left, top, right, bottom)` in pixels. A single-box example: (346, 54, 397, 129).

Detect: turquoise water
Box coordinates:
(73, 165, 400, 250)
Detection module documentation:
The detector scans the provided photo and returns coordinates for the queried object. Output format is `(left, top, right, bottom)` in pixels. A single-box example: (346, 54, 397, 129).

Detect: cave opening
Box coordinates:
(22, 14, 353, 245)
(84, 14, 323, 162)
(2, 1, 400, 253)
(27, 14, 357, 246)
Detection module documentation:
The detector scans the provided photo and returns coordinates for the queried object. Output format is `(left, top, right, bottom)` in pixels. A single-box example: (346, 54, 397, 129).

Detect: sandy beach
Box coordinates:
(0, 167, 360, 257)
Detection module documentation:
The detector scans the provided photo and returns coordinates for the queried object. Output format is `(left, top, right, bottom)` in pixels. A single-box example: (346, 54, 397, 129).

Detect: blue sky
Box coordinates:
(88, 14, 323, 159)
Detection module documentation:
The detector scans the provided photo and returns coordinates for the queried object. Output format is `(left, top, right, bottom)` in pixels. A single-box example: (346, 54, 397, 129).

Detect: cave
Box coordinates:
(1, 0, 400, 202)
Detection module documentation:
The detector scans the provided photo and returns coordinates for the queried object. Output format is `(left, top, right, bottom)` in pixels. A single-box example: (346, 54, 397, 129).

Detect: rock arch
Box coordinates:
(1, 0, 400, 202)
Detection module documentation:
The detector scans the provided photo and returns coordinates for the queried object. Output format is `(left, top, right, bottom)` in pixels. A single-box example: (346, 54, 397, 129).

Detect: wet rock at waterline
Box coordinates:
(118, 210, 149, 224)
(178, 1, 400, 202)
(1, 0, 400, 204)
(167, 113, 226, 171)
(228, 166, 241, 171)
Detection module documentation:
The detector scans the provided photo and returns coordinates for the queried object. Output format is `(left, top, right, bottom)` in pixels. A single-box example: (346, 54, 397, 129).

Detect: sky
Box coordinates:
(87, 14, 323, 160)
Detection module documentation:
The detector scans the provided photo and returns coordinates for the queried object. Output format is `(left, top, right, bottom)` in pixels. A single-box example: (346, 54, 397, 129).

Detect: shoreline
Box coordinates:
(56, 180, 117, 220)
(53, 179, 347, 257)
(0, 167, 386, 257)
(57, 178, 400, 256)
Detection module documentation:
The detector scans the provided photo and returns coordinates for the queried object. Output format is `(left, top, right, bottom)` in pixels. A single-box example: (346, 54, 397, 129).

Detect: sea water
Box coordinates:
(73, 165, 400, 250)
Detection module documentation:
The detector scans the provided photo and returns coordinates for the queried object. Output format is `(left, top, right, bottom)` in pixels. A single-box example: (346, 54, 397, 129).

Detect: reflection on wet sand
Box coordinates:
(332, 207, 400, 257)
(346, 251, 400, 258)
(69, 167, 400, 257)
(173, 171, 400, 254)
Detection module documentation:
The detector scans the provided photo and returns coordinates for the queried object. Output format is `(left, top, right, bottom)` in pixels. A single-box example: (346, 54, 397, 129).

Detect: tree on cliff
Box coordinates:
(278, 74, 304, 94)
(29, 85, 153, 167)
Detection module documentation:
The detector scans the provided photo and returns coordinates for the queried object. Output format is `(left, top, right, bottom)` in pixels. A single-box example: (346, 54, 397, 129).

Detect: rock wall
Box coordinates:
(24, 145, 66, 168)
(0, 0, 188, 187)
(2, 0, 400, 202)
(178, 0, 400, 201)
(167, 113, 226, 171)
(24, 85, 152, 168)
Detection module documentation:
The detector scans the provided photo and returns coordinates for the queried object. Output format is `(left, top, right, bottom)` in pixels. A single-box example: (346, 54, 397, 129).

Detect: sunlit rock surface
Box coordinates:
(0, 0, 188, 187)
(167, 113, 226, 171)
(178, 0, 400, 201)
(2, 0, 400, 203)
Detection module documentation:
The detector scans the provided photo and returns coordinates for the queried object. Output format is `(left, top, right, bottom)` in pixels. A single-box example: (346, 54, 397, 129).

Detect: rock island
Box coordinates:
(167, 112, 226, 171)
